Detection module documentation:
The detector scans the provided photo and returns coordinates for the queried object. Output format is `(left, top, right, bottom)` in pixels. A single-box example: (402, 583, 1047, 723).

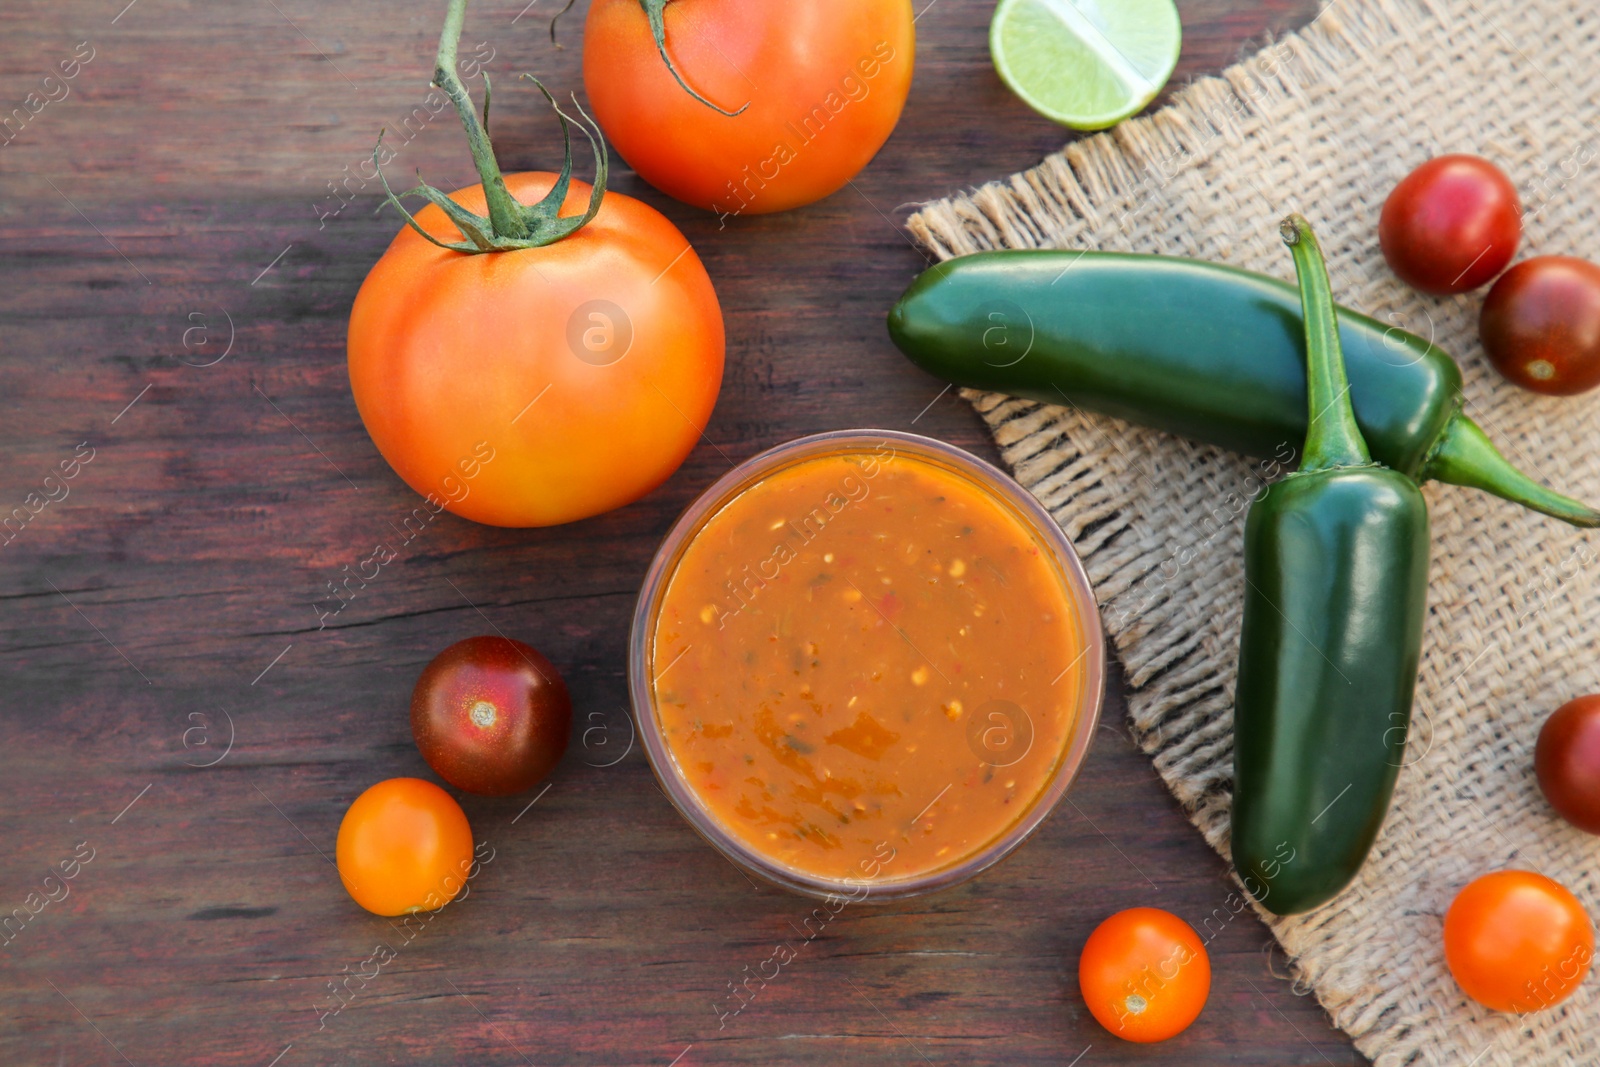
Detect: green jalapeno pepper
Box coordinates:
(887, 250, 1599, 527)
(1230, 216, 1430, 915)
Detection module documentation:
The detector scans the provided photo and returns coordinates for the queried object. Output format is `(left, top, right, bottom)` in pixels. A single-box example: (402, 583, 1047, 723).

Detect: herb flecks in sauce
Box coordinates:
(651, 449, 1085, 881)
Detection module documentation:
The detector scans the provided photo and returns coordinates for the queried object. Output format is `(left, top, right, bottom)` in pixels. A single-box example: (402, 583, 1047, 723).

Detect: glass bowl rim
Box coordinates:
(627, 428, 1106, 902)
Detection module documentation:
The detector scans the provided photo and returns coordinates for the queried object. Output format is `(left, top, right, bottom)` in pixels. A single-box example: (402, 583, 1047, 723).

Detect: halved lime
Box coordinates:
(991, 0, 1182, 131)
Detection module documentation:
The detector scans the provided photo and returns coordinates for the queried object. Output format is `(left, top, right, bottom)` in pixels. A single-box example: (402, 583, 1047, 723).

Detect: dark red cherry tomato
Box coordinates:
(1536, 695, 1600, 834)
(411, 636, 571, 795)
(1379, 155, 1521, 294)
(1480, 256, 1600, 395)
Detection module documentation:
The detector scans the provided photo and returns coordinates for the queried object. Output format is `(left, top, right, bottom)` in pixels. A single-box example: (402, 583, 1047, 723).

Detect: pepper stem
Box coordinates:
(1424, 412, 1600, 527)
(639, 0, 750, 116)
(373, 0, 609, 254)
(1281, 215, 1372, 472)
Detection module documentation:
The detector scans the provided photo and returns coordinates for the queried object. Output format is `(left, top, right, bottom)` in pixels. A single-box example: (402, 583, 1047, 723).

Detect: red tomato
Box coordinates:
(583, 0, 915, 216)
(336, 778, 475, 916)
(348, 173, 724, 527)
(412, 636, 572, 796)
(1479, 256, 1600, 395)
(1379, 155, 1521, 294)
(1443, 870, 1593, 1013)
(1536, 695, 1600, 833)
(1078, 907, 1211, 1043)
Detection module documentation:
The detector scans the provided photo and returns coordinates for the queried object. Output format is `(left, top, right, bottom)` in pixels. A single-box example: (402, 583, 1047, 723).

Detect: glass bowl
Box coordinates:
(628, 429, 1105, 901)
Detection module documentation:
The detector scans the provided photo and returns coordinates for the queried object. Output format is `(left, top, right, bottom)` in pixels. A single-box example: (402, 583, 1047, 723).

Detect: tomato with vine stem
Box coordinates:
(577, 0, 915, 218)
(348, 0, 724, 528)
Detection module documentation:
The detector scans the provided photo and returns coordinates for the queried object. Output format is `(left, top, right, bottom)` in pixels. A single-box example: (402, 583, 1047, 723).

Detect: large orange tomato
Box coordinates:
(348, 172, 724, 527)
(336, 778, 476, 917)
(583, 0, 915, 216)
(1078, 907, 1211, 1042)
(1443, 870, 1593, 1013)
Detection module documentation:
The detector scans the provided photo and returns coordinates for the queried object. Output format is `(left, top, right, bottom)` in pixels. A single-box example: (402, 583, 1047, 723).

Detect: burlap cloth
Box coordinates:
(905, 0, 1600, 1062)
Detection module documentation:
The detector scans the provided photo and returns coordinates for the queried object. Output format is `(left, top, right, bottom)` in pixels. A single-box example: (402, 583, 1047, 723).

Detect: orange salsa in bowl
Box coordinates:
(630, 430, 1104, 899)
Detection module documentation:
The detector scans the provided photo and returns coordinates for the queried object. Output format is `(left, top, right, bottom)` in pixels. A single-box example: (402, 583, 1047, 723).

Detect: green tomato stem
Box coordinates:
(639, 0, 750, 116)
(435, 0, 528, 240)
(371, 0, 610, 254)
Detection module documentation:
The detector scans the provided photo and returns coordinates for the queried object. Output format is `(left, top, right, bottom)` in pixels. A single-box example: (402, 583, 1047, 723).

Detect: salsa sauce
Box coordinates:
(649, 444, 1086, 884)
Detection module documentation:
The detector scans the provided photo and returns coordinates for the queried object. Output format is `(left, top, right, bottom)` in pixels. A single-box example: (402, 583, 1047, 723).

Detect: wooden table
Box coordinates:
(1, 1, 1369, 1063)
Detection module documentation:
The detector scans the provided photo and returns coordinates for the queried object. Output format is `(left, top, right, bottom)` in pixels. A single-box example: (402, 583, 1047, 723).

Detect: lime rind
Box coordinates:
(991, 0, 1182, 131)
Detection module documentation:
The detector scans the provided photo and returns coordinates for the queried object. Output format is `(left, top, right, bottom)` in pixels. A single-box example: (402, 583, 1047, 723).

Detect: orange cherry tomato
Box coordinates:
(348, 173, 724, 527)
(336, 778, 475, 916)
(583, 0, 915, 216)
(1443, 870, 1593, 1013)
(1078, 907, 1211, 1042)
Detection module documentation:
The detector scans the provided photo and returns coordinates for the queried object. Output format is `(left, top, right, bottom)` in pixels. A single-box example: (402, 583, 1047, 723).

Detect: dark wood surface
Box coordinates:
(0, 1, 1372, 1064)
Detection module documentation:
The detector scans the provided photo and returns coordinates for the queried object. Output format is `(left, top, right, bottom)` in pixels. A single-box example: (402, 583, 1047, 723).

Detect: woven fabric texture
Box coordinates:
(906, 0, 1600, 1063)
